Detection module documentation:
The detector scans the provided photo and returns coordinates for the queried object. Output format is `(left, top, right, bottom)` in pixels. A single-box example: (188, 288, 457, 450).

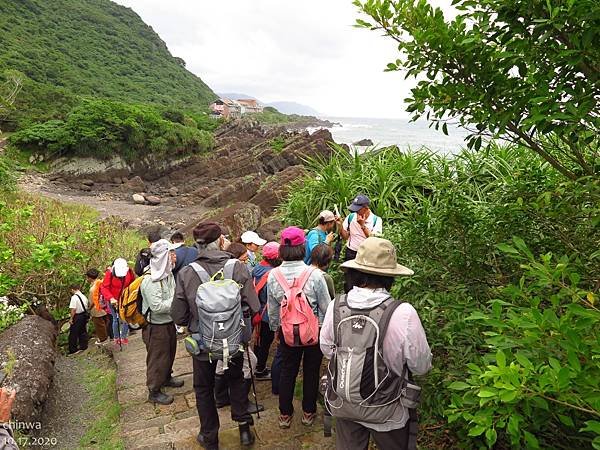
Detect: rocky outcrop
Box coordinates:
(0, 315, 57, 424)
(353, 138, 374, 146)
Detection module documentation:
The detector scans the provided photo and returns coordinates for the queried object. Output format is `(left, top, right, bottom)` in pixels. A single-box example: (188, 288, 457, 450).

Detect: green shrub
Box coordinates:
(0, 191, 146, 310)
(9, 99, 214, 161)
(281, 143, 600, 448)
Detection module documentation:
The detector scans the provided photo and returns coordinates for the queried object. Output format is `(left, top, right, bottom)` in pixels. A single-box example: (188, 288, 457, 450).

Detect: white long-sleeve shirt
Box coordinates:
(320, 287, 432, 431)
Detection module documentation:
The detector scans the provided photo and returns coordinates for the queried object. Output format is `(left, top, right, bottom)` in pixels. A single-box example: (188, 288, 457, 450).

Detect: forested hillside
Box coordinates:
(0, 0, 216, 129)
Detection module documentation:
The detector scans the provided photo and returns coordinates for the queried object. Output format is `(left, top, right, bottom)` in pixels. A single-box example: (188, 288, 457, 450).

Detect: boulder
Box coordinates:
(194, 202, 262, 242)
(119, 176, 146, 193)
(112, 177, 124, 185)
(0, 315, 58, 424)
(145, 195, 161, 206)
(80, 179, 94, 186)
(132, 193, 146, 204)
(257, 217, 284, 243)
(353, 138, 374, 146)
(80, 184, 92, 192)
(249, 165, 306, 214)
(168, 187, 179, 196)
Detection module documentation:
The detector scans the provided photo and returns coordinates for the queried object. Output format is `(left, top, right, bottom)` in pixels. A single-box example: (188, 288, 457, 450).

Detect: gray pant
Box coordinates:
(335, 418, 409, 450)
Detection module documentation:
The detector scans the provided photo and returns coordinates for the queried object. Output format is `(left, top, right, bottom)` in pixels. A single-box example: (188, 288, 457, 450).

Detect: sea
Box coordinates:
(310, 116, 470, 154)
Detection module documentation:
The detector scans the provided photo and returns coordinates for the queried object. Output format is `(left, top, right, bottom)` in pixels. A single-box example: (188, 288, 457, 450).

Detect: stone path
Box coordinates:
(113, 334, 336, 449)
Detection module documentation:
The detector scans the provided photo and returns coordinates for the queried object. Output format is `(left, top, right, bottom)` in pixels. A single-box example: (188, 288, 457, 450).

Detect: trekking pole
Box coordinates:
(245, 344, 260, 419)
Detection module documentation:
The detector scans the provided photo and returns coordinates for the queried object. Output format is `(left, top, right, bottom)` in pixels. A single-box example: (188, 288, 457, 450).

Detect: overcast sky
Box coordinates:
(114, 1, 451, 118)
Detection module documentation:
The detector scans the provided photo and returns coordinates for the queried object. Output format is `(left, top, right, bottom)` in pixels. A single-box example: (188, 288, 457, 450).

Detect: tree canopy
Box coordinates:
(354, 0, 600, 179)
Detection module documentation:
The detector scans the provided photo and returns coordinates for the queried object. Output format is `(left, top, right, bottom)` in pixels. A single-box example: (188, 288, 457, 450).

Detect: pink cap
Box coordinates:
(280, 226, 306, 246)
(262, 241, 280, 259)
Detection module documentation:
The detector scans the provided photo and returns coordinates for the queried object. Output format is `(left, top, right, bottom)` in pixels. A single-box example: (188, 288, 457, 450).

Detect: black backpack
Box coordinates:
(134, 248, 151, 276)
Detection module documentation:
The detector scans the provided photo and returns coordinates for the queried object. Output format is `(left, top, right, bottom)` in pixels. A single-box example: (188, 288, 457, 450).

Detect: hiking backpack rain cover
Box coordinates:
(189, 260, 245, 368)
(325, 295, 419, 424)
(271, 266, 319, 347)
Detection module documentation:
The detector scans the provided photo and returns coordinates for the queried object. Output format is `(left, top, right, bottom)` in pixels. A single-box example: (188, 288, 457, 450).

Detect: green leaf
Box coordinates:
(558, 415, 574, 427)
(497, 243, 519, 254)
(496, 350, 506, 368)
(523, 431, 540, 448)
(500, 390, 518, 403)
(581, 421, 600, 435)
(486, 427, 498, 446)
(448, 381, 471, 391)
(568, 351, 582, 372)
(468, 425, 486, 437)
(515, 352, 534, 370)
(477, 387, 497, 398)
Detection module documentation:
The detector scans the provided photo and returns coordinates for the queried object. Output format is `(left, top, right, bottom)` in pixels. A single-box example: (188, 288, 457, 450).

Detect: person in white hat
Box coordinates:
(240, 231, 266, 273)
(320, 237, 432, 450)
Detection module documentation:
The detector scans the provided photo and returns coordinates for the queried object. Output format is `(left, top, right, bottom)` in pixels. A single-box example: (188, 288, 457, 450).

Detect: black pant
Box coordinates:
(107, 314, 114, 339)
(335, 418, 409, 450)
(142, 322, 177, 392)
(278, 333, 323, 416)
(253, 322, 274, 372)
(343, 247, 358, 293)
(193, 353, 250, 446)
(68, 313, 89, 354)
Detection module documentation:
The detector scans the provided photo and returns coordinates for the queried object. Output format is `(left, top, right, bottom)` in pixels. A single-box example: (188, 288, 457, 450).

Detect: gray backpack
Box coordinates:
(325, 295, 421, 427)
(189, 260, 245, 369)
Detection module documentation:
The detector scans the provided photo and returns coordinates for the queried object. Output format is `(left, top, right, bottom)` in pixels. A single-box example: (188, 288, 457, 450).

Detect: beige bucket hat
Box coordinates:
(341, 237, 414, 277)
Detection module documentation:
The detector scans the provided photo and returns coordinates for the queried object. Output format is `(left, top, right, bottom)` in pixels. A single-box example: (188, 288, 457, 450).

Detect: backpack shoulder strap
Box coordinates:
(376, 298, 402, 353)
(254, 271, 270, 294)
(189, 262, 211, 284)
(372, 215, 378, 226)
(223, 259, 238, 280)
(75, 293, 88, 312)
(347, 213, 355, 229)
(296, 266, 315, 290)
(333, 294, 349, 344)
(271, 267, 290, 291)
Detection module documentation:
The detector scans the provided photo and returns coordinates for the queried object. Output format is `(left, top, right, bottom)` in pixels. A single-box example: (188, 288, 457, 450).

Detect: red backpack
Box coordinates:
(271, 267, 319, 347)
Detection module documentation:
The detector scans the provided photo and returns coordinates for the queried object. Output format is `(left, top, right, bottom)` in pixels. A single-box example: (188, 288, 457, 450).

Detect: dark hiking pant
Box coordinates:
(343, 247, 358, 293)
(107, 314, 114, 339)
(271, 343, 283, 395)
(335, 418, 409, 450)
(278, 333, 323, 416)
(253, 322, 274, 372)
(68, 313, 89, 354)
(193, 353, 250, 447)
(142, 322, 177, 392)
(92, 315, 109, 342)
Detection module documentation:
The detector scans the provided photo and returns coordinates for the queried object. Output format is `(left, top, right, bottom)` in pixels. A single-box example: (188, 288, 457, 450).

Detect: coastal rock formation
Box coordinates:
(0, 315, 58, 424)
(353, 138, 374, 146)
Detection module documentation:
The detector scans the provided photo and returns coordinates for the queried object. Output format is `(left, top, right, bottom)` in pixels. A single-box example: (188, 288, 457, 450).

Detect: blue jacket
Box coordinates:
(173, 245, 199, 279)
(252, 263, 273, 323)
(304, 228, 327, 265)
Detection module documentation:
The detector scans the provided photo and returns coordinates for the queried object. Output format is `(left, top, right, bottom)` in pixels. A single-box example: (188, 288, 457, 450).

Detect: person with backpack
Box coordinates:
(251, 241, 281, 380)
(68, 282, 90, 355)
(171, 221, 260, 449)
(304, 210, 337, 265)
(171, 231, 199, 279)
(140, 239, 184, 405)
(101, 258, 135, 347)
(85, 268, 109, 345)
(267, 226, 332, 429)
(337, 194, 383, 293)
(320, 237, 432, 450)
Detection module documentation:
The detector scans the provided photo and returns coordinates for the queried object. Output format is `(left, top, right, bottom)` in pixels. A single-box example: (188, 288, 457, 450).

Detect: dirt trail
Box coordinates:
(19, 173, 209, 229)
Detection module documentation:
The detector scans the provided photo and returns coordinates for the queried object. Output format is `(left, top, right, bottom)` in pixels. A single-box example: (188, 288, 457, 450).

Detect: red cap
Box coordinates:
(262, 242, 280, 259)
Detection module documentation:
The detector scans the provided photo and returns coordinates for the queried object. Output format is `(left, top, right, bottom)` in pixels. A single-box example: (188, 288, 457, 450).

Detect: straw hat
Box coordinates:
(341, 237, 413, 277)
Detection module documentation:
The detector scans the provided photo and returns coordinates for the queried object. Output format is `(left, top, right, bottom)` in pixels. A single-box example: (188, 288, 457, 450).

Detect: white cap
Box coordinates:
(240, 231, 266, 246)
(113, 258, 129, 277)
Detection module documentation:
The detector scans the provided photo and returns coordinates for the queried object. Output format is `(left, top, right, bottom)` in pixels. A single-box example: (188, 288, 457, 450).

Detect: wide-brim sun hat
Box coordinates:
(341, 237, 413, 277)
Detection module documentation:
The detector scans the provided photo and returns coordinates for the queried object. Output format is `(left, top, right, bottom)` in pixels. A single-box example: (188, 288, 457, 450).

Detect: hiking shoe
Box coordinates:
(164, 377, 184, 388)
(239, 422, 255, 447)
(68, 350, 83, 356)
(196, 433, 218, 450)
(121, 338, 129, 345)
(254, 368, 271, 380)
(302, 412, 317, 426)
(278, 414, 293, 429)
(247, 402, 264, 414)
(114, 338, 121, 346)
(148, 390, 174, 405)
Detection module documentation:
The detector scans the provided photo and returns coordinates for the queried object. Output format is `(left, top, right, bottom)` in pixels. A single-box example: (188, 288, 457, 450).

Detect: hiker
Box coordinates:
(101, 258, 135, 347)
(227, 242, 250, 266)
(140, 239, 184, 405)
(86, 268, 109, 345)
(171, 221, 261, 449)
(134, 230, 161, 276)
(68, 282, 90, 355)
(171, 231, 199, 279)
(310, 244, 336, 299)
(0, 388, 18, 450)
(320, 237, 432, 450)
(252, 241, 281, 381)
(304, 210, 337, 265)
(337, 194, 383, 293)
(267, 226, 332, 429)
(240, 230, 266, 273)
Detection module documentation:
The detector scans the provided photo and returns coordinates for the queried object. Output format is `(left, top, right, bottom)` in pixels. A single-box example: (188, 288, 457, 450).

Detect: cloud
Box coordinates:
(114, 0, 451, 118)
